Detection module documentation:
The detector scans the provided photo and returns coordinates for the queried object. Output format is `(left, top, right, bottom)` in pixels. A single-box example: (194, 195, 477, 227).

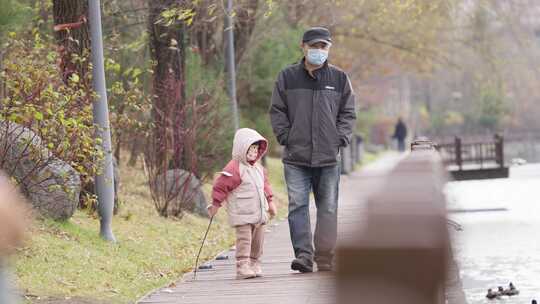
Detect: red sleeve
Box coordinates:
(263, 167, 274, 205)
(212, 160, 242, 207)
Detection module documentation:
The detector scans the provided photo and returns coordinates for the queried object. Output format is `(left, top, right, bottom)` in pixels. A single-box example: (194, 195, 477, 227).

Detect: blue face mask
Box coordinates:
(306, 48, 329, 66)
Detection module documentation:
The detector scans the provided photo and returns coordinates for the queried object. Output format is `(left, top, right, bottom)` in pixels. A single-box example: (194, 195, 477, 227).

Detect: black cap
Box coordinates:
(302, 27, 332, 46)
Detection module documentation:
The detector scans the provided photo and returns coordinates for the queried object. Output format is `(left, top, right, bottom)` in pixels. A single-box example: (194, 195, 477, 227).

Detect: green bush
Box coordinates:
(1, 33, 101, 185)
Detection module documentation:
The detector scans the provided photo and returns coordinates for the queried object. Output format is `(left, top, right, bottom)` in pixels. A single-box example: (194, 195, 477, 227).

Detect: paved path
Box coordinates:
(138, 153, 466, 304)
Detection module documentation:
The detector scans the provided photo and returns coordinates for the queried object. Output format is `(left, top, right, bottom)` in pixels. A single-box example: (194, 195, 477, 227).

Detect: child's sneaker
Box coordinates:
(236, 260, 256, 279)
(250, 259, 262, 277)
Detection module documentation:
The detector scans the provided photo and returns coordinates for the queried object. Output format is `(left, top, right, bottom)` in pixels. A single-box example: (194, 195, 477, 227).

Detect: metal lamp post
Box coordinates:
(88, 0, 116, 242)
(224, 0, 239, 131)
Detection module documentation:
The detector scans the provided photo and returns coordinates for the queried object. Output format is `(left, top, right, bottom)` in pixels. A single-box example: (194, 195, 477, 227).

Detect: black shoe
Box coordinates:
(291, 257, 313, 273)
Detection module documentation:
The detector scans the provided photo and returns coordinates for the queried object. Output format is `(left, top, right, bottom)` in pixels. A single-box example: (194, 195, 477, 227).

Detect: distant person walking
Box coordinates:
(392, 117, 408, 152)
(269, 27, 357, 272)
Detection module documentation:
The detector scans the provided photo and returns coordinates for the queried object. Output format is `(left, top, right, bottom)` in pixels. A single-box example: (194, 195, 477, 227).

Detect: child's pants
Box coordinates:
(235, 224, 264, 264)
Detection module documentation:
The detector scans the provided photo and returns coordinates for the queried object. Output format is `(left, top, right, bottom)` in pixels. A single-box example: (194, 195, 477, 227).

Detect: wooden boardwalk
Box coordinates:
(138, 154, 467, 304)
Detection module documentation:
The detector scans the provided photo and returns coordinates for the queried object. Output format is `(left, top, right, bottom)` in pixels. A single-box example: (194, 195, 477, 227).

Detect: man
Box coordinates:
(269, 27, 356, 272)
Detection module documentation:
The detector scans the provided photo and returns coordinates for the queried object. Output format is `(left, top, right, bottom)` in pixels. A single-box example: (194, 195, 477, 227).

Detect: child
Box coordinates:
(207, 128, 277, 279)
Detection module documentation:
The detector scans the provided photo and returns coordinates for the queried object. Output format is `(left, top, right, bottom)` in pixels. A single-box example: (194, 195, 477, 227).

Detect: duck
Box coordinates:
(503, 282, 519, 296)
(486, 288, 500, 299)
(506, 282, 519, 296)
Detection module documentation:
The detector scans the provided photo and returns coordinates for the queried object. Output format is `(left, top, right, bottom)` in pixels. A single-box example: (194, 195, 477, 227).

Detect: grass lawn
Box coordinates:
(13, 156, 287, 303)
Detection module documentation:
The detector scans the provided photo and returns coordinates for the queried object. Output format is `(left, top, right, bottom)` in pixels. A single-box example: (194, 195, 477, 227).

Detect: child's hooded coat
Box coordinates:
(212, 128, 273, 227)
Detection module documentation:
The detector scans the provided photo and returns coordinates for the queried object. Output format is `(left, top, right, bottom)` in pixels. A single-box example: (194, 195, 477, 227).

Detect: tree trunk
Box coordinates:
(191, 0, 219, 66)
(233, 0, 259, 66)
(52, 0, 91, 83)
(284, 0, 305, 28)
(0, 50, 4, 102)
(128, 134, 143, 167)
(148, 0, 187, 170)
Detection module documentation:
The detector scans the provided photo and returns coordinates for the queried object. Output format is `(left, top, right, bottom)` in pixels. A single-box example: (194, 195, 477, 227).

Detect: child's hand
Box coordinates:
(268, 203, 277, 218)
(207, 205, 219, 218)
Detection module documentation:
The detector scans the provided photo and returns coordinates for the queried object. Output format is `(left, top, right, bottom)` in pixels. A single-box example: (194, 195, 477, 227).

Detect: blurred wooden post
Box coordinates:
(495, 134, 504, 168)
(0, 173, 27, 304)
(336, 137, 450, 304)
(351, 134, 358, 165)
(340, 146, 353, 175)
(455, 136, 462, 171)
(356, 135, 364, 163)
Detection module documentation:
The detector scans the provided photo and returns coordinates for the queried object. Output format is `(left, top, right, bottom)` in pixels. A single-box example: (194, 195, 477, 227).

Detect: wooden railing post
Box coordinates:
(495, 134, 504, 168)
(455, 136, 462, 171)
(336, 138, 450, 304)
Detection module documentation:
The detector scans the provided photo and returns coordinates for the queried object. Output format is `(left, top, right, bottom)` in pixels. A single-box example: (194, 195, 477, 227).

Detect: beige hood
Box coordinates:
(232, 128, 268, 164)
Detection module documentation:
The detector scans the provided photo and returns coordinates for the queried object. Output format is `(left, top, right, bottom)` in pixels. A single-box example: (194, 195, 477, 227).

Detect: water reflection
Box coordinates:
(446, 164, 540, 303)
